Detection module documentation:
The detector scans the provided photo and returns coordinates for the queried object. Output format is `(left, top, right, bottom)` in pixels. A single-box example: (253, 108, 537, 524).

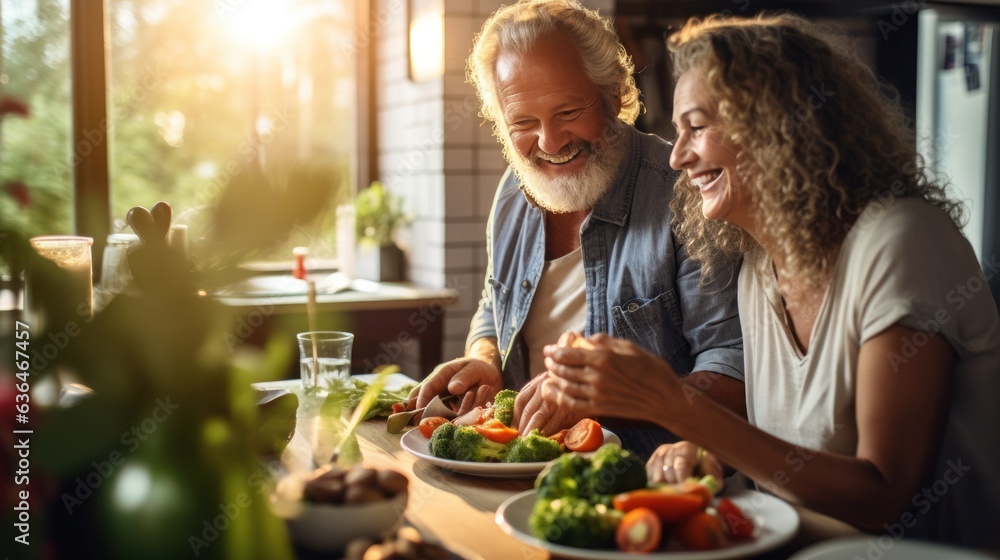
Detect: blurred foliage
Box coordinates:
(1, 147, 340, 558)
(1, 0, 355, 260)
(354, 181, 412, 247)
(0, 0, 73, 238)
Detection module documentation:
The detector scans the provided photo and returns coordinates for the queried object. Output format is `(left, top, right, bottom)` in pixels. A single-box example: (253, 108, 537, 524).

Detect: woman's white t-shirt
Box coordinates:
(740, 197, 1000, 546)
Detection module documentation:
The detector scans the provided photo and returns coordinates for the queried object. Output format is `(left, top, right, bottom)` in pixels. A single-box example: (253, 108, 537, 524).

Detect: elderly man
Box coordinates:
(414, 0, 744, 452)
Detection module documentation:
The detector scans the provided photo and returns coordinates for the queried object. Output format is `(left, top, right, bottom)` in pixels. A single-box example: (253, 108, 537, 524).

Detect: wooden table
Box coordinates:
(218, 278, 459, 378)
(281, 419, 862, 559)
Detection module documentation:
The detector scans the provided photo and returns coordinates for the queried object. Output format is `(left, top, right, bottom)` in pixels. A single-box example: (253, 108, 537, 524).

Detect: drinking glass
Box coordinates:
(27, 236, 95, 324)
(26, 236, 94, 407)
(297, 331, 354, 391)
(296, 331, 354, 465)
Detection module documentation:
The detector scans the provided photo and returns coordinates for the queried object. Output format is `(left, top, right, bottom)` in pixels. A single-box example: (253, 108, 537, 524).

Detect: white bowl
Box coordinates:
(276, 490, 407, 552)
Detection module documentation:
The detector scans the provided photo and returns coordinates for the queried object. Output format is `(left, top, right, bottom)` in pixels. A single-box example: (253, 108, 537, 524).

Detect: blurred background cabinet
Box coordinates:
(615, 0, 1000, 309)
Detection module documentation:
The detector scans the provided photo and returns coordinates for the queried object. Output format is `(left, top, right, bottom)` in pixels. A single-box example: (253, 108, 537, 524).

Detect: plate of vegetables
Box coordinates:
(399, 390, 620, 477)
(495, 448, 799, 558)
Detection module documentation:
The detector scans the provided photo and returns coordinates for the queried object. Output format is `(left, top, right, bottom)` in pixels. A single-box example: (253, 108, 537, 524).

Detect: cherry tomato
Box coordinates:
(616, 507, 662, 553)
(418, 416, 450, 439)
(564, 418, 604, 452)
(548, 429, 569, 447)
(474, 419, 520, 444)
(671, 511, 729, 551)
(716, 498, 755, 540)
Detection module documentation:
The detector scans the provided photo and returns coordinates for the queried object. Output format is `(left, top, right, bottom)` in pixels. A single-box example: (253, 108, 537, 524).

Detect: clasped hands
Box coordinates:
(410, 331, 723, 481)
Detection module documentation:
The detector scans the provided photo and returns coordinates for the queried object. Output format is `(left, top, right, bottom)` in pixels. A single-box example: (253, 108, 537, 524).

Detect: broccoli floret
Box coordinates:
(428, 423, 508, 462)
(427, 422, 458, 458)
(505, 429, 563, 463)
(585, 444, 648, 496)
(535, 452, 591, 500)
(452, 426, 508, 462)
(529, 497, 623, 549)
(491, 389, 518, 427)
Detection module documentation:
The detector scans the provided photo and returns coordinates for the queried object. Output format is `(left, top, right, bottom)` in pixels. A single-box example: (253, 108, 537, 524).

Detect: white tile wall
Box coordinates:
(476, 145, 506, 173)
(376, 2, 503, 366)
(443, 247, 476, 272)
(476, 120, 497, 144)
(444, 0, 475, 16)
(444, 16, 481, 74)
(443, 174, 476, 218)
(476, 0, 504, 16)
(440, 147, 472, 172)
(476, 174, 500, 217)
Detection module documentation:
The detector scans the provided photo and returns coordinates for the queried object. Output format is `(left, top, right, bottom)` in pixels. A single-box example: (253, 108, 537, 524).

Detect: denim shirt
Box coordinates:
(468, 125, 744, 390)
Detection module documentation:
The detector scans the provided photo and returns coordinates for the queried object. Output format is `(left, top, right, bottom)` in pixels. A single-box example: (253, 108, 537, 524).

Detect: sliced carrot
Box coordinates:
(613, 489, 706, 523)
(474, 419, 519, 444)
(673, 480, 713, 508)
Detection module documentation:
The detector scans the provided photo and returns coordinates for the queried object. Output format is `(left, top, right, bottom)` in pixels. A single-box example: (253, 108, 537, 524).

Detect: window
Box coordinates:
(108, 0, 360, 262)
(2, 0, 364, 266)
(0, 0, 73, 236)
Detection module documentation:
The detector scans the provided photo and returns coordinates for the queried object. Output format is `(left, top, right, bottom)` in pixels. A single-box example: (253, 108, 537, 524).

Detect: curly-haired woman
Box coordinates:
(538, 14, 1000, 547)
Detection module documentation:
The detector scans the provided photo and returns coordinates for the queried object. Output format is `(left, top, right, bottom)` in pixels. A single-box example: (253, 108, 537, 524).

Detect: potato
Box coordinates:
(376, 469, 409, 496)
(345, 484, 385, 504)
(345, 467, 378, 487)
(303, 477, 345, 504)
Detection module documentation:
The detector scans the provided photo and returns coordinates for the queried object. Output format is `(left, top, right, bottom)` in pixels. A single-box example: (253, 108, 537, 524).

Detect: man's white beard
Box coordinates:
(503, 119, 627, 213)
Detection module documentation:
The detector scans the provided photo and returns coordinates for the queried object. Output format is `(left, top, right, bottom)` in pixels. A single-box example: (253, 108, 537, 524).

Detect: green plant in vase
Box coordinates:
(353, 181, 411, 282)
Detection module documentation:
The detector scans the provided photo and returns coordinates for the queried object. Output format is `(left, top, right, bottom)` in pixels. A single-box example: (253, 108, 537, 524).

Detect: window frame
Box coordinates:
(70, 0, 374, 277)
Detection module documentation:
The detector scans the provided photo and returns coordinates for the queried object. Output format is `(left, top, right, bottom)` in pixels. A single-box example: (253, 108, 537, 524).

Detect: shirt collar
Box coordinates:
(589, 124, 640, 227)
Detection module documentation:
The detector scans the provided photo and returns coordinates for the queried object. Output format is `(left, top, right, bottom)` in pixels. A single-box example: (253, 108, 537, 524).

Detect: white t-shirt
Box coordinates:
(522, 247, 587, 377)
(740, 197, 1000, 546)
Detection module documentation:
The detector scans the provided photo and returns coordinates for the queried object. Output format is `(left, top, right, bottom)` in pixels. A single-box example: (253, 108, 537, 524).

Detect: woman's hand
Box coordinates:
(540, 333, 684, 426)
(512, 372, 587, 435)
(646, 442, 724, 484)
(511, 332, 597, 434)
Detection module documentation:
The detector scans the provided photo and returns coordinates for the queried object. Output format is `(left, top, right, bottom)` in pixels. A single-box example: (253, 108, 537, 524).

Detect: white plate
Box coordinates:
(788, 536, 996, 560)
(217, 272, 352, 297)
(495, 488, 799, 559)
(251, 372, 417, 394)
(400, 428, 622, 478)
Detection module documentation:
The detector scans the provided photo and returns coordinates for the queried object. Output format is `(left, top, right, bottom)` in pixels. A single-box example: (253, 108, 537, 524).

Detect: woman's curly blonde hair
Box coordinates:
(668, 13, 964, 288)
(467, 0, 641, 136)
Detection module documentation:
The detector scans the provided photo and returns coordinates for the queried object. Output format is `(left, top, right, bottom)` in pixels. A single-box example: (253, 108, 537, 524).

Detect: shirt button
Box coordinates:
(627, 302, 640, 312)
(521, 280, 531, 289)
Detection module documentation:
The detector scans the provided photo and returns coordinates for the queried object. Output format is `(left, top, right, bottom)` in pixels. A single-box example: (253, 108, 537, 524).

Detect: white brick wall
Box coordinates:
(376, 1, 502, 363)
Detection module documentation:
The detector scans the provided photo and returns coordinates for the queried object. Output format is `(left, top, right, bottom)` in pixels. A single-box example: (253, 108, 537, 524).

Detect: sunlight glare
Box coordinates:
(225, 0, 290, 47)
(114, 464, 152, 511)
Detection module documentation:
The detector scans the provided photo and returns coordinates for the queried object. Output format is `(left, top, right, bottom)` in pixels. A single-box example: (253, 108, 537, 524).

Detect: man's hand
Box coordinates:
(412, 358, 502, 415)
(510, 331, 592, 435)
(511, 373, 587, 435)
(646, 441, 724, 484)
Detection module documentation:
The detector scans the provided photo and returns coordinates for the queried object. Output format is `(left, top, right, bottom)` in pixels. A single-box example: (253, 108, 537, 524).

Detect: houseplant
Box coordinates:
(353, 181, 411, 282)
(1, 156, 337, 559)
